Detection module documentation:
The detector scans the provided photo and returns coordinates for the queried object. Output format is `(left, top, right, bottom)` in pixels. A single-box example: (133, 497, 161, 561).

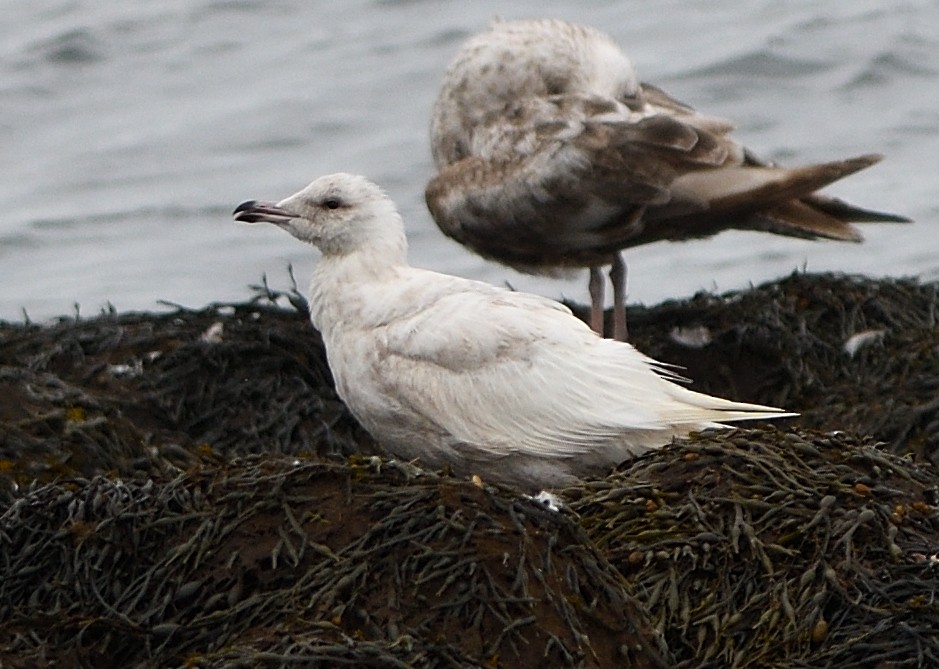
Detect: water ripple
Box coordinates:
(25, 28, 104, 66)
(679, 50, 831, 80)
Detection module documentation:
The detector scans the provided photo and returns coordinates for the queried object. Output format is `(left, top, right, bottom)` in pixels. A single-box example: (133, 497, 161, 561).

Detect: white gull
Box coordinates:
(234, 173, 795, 489)
(426, 18, 910, 341)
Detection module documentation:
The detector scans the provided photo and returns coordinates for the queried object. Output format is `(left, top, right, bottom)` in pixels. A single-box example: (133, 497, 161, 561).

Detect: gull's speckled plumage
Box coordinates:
(426, 18, 909, 340)
(235, 173, 794, 489)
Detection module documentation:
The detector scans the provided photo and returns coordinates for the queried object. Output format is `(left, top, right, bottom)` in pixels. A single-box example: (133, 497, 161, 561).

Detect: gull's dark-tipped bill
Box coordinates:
(232, 200, 297, 225)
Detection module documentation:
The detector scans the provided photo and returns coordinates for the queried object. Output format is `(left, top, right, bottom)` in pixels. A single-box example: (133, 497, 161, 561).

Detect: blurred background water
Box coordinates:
(1, 0, 936, 322)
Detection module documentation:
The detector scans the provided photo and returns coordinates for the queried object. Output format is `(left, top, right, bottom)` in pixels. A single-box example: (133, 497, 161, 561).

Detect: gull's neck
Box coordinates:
(314, 244, 407, 282)
(307, 231, 409, 335)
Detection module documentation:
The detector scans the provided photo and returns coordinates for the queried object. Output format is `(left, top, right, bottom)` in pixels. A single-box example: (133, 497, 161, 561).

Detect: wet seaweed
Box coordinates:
(618, 272, 939, 464)
(0, 291, 373, 498)
(0, 457, 667, 668)
(567, 426, 939, 668)
(3, 272, 939, 667)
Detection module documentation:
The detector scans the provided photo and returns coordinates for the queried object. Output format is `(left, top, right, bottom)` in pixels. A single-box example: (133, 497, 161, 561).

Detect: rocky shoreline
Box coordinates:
(2, 272, 937, 667)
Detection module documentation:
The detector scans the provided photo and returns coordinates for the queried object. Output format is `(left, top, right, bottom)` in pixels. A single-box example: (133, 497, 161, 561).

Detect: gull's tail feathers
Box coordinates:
(666, 153, 910, 242)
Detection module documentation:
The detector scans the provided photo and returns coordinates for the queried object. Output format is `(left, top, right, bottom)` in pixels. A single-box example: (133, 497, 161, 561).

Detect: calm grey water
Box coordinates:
(2, 0, 937, 322)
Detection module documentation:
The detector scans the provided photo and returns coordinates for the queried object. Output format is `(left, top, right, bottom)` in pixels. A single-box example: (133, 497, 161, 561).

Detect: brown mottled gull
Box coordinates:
(426, 18, 910, 340)
(234, 173, 794, 489)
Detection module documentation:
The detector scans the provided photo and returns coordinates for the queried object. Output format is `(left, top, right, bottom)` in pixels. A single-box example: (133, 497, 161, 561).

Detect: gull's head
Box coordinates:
(233, 173, 407, 259)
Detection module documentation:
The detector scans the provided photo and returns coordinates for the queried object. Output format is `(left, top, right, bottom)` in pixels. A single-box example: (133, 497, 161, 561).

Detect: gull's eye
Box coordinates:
(323, 198, 341, 210)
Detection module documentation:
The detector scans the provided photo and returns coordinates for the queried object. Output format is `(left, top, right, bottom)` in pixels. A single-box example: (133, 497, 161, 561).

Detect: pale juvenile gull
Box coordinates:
(426, 18, 911, 341)
(233, 173, 795, 490)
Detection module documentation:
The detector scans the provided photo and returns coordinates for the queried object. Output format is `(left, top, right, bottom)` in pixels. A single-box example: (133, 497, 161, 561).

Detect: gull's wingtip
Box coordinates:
(852, 152, 884, 167)
(725, 410, 800, 422)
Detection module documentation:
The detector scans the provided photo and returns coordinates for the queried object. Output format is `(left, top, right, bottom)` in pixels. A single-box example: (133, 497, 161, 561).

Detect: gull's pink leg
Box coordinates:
(610, 253, 628, 341)
(588, 266, 605, 336)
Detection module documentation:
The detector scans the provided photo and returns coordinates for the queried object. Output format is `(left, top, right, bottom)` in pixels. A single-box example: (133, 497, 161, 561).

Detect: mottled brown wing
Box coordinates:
(425, 100, 735, 268)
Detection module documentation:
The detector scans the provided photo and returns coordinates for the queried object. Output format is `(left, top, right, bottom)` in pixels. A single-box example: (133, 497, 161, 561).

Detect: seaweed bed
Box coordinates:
(1, 272, 938, 668)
